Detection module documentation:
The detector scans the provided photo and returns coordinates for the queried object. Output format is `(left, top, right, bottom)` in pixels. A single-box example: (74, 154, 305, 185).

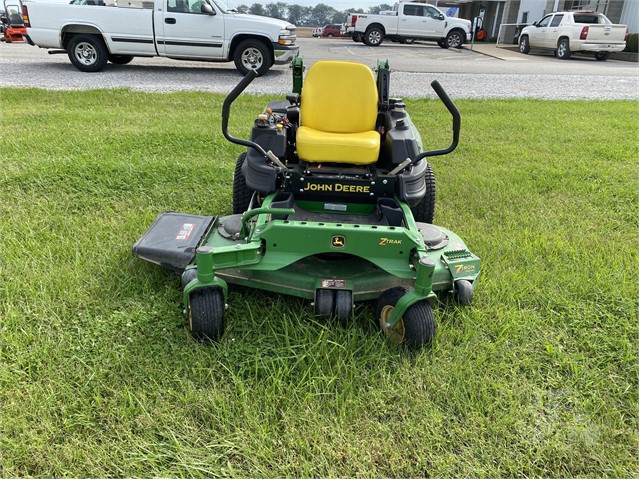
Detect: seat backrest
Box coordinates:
(300, 61, 378, 134)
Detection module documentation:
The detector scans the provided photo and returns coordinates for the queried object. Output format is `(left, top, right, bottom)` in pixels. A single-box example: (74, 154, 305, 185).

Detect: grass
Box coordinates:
(0, 88, 637, 477)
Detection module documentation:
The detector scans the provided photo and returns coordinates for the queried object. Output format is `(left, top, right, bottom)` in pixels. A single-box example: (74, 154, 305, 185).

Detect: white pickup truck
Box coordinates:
(518, 11, 627, 61)
(22, 0, 298, 75)
(353, 2, 471, 49)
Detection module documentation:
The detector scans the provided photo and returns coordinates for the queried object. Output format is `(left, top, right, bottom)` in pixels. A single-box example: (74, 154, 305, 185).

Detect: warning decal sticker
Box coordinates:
(176, 223, 195, 240)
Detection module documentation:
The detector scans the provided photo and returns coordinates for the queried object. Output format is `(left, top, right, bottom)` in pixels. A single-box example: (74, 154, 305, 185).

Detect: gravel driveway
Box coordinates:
(1, 39, 637, 99)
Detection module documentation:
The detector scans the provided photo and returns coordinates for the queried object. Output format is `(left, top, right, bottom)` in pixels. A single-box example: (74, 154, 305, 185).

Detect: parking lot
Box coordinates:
(1, 37, 637, 99)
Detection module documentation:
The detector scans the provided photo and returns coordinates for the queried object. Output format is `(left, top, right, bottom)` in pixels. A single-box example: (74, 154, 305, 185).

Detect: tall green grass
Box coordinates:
(1, 88, 637, 477)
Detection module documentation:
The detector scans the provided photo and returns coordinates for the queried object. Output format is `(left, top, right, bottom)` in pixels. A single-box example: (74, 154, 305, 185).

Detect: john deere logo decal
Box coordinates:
(331, 235, 345, 248)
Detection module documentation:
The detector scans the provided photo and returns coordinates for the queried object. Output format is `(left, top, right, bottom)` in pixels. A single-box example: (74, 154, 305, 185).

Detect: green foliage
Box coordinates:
(238, 2, 394, 26)
(1, 89, 637, 477)
(623, 32, 638, 53)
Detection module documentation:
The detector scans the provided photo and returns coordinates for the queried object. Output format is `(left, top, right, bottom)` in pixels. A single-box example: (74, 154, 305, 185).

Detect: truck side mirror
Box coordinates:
(201, 3, 214, 15)
(438, 13, 444, 20)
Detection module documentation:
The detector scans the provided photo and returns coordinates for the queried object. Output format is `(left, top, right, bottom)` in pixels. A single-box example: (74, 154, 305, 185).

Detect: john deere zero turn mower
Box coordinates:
(133, 58, 480, 348)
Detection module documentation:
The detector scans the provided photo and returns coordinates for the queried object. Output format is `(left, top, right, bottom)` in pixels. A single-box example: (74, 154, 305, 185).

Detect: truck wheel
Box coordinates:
(364, 27, 384, 46)
(445, 29, 464, 49)
(594, 52, 609, 61)
(234, 39, 271, 76)
(67, 34, 109, 72)
(352, 33, 362, 42)
(519, 35, 530, 54)
(556, 38, 571, 59)
(108, 54, 134, 65)
(437, 38, 448, 49)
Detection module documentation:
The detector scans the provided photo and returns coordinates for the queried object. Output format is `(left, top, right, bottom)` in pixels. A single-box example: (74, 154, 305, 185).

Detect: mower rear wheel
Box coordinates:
(334, 290, 353, 325)
(188, 287, 225, 342)
(233, 152, 253, 214)
(410, 163, 436, 223)
(376, 287, 436, 349)
(454, 280, 474, 306)
(315, 289, 335, 317)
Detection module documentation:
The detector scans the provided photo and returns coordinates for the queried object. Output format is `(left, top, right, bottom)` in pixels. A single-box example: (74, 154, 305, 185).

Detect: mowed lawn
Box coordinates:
(0, 88, 637, 477)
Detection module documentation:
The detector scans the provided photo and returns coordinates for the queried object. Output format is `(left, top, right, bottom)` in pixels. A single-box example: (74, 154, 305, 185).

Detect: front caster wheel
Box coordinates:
(315, 289, 335, 317)
(376, 287, 436, 349)
(454, 279, 474, 306)
(334, 290, 353, 325)
(314, 289, 352, 325)
(188, 287, 225, 342)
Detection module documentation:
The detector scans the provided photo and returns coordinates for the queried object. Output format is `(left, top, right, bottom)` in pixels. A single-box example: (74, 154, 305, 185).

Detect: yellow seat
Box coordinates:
(296, 61, 380, 165)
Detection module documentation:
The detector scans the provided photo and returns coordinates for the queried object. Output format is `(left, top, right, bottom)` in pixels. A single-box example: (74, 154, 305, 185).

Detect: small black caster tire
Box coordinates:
(315, 289, 335, 317)
(376, 287, 436, 349)
(454, 280, 474, 306)
(188, 287, 225, 342)
(181, 268, 198, 288)
(334, 290, 353, 325)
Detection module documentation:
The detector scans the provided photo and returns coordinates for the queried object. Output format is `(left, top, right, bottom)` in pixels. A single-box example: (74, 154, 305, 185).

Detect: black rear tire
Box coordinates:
(67, 34, 109, 72)
(594, 52, 609, 61)
(410, 163, 436, 224)
(519, 35, 530, 54)
(364, 26, 384, 46)
(232, 152, 253, 214)
(557, 38, 571, 59)
(188, 287, 225, 342)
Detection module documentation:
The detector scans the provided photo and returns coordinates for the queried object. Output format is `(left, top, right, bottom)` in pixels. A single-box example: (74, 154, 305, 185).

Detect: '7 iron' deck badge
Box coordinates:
(331, 235, 345, 248)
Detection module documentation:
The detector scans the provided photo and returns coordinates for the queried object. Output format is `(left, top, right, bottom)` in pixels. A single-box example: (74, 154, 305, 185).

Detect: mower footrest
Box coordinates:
(132, 212, 215, 272)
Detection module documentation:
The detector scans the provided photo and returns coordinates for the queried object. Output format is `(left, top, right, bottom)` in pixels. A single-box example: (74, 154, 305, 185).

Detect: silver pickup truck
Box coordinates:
(519, 11, 627, 61)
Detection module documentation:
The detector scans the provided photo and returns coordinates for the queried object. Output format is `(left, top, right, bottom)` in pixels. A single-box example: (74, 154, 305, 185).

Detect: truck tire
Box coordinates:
(594, 52, 609, 61)
(445, 29, 464, 49)
(363, 26, 384, 46)
(519, 35, 530, 54)
(234, 39, 271, 76)
(108, 54, 134, 65)
(352, 33, 362, 42)
(67, 34, 109, 72)
(556, 38, 571, 59)
(437, 38, 448, 49)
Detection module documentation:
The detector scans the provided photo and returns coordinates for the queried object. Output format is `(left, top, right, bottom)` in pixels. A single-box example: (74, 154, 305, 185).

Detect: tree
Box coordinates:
(286, 4, 309, 26)
(368, 4, 393, 14)
(265, 2, 287, 20)
(248, 3, 264, 16)
(307, 3, 338, 27)
(236, 3, 248, 13)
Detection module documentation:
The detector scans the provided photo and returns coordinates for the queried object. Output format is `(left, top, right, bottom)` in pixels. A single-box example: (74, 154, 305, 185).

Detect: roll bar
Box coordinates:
(221, 70, 268, 157)
(415, 80, 460, 160)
